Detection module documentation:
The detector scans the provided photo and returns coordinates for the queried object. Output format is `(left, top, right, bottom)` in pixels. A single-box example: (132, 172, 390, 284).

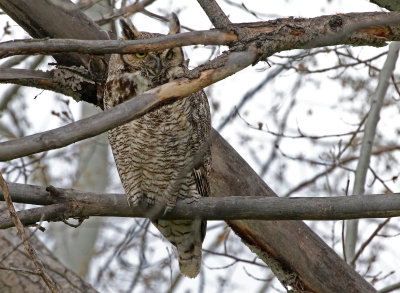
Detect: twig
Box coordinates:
(95, 0, 156, 26)
(217, 55, 290, 131)
(282, 144, 400, 197)
(350, 218, 391, 265)
(141, 9, 195, 32)
(0, 224, 44, 263)
(202, 249, 266, 268)
(127, 220, 150, 292)
(0, 264, 40, 275)
(0, 55, 29, 68)
(0, 172, 59, 293)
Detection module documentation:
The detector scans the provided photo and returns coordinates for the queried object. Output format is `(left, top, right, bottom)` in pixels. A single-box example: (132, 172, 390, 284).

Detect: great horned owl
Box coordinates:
(103, 16, 211, 278)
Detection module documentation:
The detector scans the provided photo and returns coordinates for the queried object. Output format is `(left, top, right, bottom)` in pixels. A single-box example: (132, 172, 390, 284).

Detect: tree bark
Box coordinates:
(1, 183, 400, 225)
(0, 224, 98, 293)
(210, 131, 376, 292)
(0, 0, 380, 292)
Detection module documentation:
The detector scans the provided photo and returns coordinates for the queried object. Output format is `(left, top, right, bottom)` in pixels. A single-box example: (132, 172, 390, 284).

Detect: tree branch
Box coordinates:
(0, 31, 237, 59)
(1, 183, 400, 228)
(0, 174, 59, 293)
(0, 0, 109, 102)
(370, 0, 400, 11)
(0, 227, 99, 292)
(345, 41, 400, 263)
(197, 0, 232, 28)
(0, 1, 381, 291)
(0, 11, 399, 109)
(0, 49, 258, 161)
(4, 8, 400, 160)
(95, 0, 157, 26)
(210, 131, 377, 293)
(0, 68, 88, 100)
(0, 0, 108, 67)
(2, 11, 400, 61)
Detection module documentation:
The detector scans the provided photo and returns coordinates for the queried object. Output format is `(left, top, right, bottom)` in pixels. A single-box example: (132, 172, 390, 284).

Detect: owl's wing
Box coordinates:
(193, 164, 210, 198)
(193, 163, 209, 244)
(189, 89, 211, 200)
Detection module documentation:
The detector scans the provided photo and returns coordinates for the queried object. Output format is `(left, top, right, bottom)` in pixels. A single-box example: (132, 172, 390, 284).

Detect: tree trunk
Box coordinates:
(0, 224, 98, 293)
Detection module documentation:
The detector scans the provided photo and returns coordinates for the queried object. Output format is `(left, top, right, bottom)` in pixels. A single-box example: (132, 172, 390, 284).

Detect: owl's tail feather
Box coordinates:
(177, 240, 202, 278)
(152, 219, 205, 278)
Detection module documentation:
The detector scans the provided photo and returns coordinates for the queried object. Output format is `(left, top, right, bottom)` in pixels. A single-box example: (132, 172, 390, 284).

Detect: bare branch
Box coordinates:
(0, 174, 59, 293)
(210, 131, 377, 293)
(95, 0, 157, 26)
(197, 0, 232, 28)
(0, 31, 237, 59)
(345, 41, 400, 263)
(0, 227, 99, 292)
(2, 12, 400, 61)
(0, 55, 29, 68)
(379, 281, 400, 293)
(1, 182, 400, 229)
(370, 0, 400, 11)
(0, 0, 108, 67)
(0, 68, 82, 98)
(0, 49, 258, 161)
(0, 11, 399, 108)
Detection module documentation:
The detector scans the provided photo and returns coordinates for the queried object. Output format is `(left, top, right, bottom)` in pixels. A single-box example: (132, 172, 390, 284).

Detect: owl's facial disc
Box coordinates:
(144, 54, 165, 77)
(145, 49, 177, 78)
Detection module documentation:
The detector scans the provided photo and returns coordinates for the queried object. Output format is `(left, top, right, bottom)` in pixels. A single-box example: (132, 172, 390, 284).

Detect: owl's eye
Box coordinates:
(135, 52, 147, 58)
(166, 50, 174, 60)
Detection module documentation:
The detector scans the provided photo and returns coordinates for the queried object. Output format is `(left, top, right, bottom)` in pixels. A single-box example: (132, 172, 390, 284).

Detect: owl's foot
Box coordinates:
(163, 203, 174, 215)
(162, 197, 177, 215)
(127, 194, 156, 207)
(127, 194, 141, 207)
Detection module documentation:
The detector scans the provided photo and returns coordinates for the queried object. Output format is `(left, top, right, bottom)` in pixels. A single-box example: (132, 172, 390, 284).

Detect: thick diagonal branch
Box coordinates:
(0, 49, 258, 161)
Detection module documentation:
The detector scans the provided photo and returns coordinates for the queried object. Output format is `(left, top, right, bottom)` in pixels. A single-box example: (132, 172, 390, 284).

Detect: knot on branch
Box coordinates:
(328, 15, 343, 31)
(46, 185, 61, 197)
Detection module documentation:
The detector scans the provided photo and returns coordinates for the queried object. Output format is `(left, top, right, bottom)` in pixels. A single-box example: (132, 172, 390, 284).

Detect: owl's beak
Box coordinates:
(155, 57, 162, 75)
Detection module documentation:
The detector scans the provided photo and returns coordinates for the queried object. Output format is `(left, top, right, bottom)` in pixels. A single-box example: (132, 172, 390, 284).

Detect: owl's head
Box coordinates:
(116, 15, 185, 84)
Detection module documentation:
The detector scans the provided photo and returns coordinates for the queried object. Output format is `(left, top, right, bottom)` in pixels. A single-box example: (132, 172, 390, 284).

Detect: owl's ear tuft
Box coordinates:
(119, 18, 139, 40)
(168, 13, 180, 35)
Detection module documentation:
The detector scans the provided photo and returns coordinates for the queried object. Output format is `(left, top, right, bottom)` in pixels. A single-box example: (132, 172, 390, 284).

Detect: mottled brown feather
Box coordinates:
(104, 19, 211, 278)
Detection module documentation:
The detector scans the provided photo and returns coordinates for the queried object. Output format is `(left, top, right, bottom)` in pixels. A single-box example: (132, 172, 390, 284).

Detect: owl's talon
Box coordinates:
(163, 202, 175, 215)
(163, 207, 170, 216)
(127, 195, 140, 207)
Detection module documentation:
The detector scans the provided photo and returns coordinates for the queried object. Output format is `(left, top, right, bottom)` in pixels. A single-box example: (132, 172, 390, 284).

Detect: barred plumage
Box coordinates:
(103, 16, 211, 278)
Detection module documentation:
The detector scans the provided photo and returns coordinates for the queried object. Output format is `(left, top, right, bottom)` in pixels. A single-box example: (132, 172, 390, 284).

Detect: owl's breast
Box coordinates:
(108, 97, 197, 203)
(104, 72, 150, 108)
